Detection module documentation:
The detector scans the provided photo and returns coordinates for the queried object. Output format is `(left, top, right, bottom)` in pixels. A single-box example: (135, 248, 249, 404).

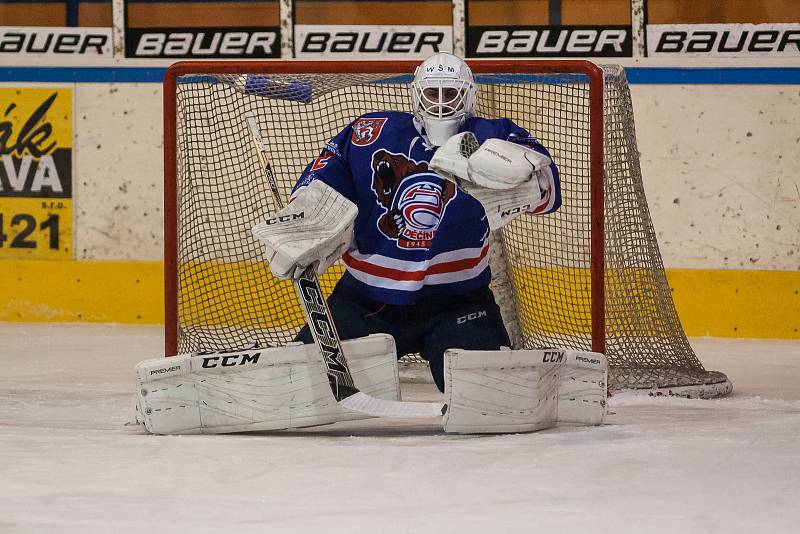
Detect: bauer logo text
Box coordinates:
(295, 25, 452, 59)
(0, 27, 112, 56)
(468, 26, 632, 57)
(647, 24, 800, 56)
(126, 28, 279, 58)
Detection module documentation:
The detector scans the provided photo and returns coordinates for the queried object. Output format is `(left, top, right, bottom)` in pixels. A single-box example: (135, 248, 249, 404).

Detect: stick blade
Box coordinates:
(339, 392, 445, 419)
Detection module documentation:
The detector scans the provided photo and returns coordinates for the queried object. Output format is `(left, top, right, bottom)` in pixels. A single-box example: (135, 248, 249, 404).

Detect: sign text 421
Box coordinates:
(0, 199, 71, 259)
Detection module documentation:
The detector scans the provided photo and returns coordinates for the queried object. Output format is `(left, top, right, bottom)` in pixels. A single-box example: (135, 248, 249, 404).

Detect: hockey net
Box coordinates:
(164, 60, 732, 398)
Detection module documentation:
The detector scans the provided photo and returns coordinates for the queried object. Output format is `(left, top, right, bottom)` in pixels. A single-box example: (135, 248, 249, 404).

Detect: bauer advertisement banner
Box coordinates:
(464, 0, 633, 58)
(467, 26, 633, 57)
(647, 24, 800, 57)
(294, 25, 453, 59)
(124, 0, 280, 58)
(0, 88, 73, 260)
(0, 27, 113, 58)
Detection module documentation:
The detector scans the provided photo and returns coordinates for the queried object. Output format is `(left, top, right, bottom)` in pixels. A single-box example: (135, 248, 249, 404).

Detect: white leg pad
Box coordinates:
(442, 348, 607, 434)
(135, 334, 399, 435)
(556, 351, 607, 425)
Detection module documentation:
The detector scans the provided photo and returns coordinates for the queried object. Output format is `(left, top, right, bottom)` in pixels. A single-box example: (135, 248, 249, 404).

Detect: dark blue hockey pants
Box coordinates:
(295, 283, 511, 392)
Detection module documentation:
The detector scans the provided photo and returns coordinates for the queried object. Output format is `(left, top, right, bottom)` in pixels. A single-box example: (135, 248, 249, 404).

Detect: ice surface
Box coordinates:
(1, 324, 798, 533)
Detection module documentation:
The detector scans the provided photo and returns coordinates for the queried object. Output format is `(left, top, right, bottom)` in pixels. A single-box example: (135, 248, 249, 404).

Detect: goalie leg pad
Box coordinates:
(556, 350, 607, 425)
(442, 348, 607, 434)
(135, 334, 400, 435)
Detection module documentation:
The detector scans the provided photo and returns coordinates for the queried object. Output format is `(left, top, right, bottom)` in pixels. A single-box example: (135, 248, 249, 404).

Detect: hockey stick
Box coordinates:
(245, 113, 445, 418)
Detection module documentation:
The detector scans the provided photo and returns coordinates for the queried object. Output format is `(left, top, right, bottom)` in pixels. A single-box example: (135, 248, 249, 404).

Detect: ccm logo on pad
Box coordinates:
(543, 350, 564, 363)
(202, 353, 261, 368)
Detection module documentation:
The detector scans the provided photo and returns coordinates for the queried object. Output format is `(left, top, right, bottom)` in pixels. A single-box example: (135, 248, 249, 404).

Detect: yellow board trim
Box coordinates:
(668, 268, 799, 339)
(0, 260, 797, 339)
(1, 260, 163, 324)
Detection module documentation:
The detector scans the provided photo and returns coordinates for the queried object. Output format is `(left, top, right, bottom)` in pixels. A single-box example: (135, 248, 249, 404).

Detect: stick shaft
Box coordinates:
(246, 113, 358, 401)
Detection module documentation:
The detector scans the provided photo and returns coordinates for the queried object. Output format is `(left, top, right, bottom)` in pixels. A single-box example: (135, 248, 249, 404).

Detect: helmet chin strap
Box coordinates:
(423, 118, 461, 147)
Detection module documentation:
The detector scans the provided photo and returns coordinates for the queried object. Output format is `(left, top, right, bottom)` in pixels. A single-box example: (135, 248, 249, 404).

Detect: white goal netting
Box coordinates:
(165, 61, 732, 398)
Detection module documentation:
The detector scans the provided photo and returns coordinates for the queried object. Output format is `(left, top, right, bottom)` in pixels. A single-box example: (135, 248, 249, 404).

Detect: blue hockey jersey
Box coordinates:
(292, 111, 561, 305)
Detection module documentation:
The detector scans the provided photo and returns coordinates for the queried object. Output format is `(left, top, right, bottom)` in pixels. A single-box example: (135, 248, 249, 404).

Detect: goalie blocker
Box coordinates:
(135, 339, 606, 435)
(252, 179, 357, 280)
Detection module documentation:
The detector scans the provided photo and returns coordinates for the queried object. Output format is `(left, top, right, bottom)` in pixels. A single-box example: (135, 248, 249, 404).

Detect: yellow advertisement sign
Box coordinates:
(0, 88, 73, 259)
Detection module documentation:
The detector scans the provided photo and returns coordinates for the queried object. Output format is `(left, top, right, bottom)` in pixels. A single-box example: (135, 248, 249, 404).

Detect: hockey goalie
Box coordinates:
(135, 52, 607, 434)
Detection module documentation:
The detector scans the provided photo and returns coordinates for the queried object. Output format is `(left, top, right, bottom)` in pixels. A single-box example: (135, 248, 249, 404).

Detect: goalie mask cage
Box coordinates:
(164, 60, 732, 398)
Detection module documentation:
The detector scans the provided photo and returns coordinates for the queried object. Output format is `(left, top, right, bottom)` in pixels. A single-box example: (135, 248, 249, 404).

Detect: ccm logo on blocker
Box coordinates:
(264, 212, 304, 225)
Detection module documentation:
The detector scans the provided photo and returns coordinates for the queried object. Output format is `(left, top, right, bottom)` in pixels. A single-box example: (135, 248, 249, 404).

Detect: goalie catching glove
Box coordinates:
(430, 132, 555, 230)
(252, 180, 357, 280)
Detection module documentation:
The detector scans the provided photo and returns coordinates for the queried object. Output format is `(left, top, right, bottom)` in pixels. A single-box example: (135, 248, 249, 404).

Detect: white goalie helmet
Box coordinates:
(411, 52, 477, 146)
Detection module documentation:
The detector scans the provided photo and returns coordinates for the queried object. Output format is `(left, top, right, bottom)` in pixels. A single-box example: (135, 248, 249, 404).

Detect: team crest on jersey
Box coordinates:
(351, 117, 387, 147)
(370, 150, 456, 250)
